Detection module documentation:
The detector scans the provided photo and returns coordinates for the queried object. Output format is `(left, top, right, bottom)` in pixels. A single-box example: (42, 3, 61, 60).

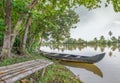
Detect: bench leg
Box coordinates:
(41, 67, 46, 77)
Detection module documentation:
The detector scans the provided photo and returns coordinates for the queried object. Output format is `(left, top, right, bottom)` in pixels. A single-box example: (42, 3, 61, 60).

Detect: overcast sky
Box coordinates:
(70, 4, 120, 41)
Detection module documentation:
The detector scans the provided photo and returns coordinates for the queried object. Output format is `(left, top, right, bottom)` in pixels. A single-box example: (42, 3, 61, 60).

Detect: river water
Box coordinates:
(40, 44, 120, 83)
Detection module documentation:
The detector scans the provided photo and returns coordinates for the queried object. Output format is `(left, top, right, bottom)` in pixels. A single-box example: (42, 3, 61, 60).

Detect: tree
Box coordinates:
(21, 14, 32, 49)
(10, 0, 38, 50)
(111, 36, 117, 43)
(1, 0, 12, 58)
(1, 0, 120, 58)
(108, 31, 112, 38)
(93, 37, 98, 43)
(99, 35, 106, 44)
(0, 0, 38, 58)
(117, 36, 120, 43)
(27, 9, 79, 49)
(106, 0, 120, 12)
(77, 38, 85, 44)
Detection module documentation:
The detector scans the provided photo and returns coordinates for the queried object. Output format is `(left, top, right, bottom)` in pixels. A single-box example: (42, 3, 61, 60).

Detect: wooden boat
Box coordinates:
(40, 50, 105, 64)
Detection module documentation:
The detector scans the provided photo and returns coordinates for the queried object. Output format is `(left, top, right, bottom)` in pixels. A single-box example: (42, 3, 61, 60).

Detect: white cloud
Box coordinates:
(113, 21, 120, 25)
(70, 5, 120, 40)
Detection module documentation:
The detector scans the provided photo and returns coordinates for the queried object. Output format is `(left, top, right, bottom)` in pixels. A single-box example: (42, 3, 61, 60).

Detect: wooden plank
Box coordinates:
(0, 59, 48, 73)
(0, 59, 53, 83)
(0, 59, 41, 71)
(0, 61, 43, 78)
(1, 63, 44, 80)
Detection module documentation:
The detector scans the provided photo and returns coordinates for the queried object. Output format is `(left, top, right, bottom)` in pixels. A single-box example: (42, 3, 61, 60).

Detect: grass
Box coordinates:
(0, 52, 45, 66)
(0, 52, 82, 83)
(27, 64, 82, 83)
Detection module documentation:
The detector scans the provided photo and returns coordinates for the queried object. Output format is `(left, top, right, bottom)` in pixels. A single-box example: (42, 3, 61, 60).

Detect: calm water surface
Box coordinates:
(41, 45, 120, 83)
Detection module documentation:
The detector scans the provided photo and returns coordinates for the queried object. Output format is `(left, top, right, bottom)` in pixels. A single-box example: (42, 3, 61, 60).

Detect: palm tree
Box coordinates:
(108, 31, 112, 37)
(99, 35, 105, 44)
(108, 31, 113, 40)
(108, 31, 113, 44)
(94, 37, 98, 43)
(111, 36, 117, 43)
(118, 36, 120, 43)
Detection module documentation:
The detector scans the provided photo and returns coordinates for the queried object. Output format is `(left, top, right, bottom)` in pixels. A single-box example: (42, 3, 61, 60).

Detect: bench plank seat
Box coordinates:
(0, 59, 53, 83)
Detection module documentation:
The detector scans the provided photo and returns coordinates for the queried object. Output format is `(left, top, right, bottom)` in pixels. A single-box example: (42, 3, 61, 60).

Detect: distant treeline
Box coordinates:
(61, 31, 120, 45)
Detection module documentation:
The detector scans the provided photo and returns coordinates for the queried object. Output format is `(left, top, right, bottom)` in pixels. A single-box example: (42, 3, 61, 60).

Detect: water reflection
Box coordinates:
(41, 44, 120, 83)
(59, 61, 103, 77)
(42, 43, 120, 56)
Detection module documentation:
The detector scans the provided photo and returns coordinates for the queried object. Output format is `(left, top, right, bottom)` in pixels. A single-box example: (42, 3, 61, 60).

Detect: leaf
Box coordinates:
(0, 71, 4, 75)
(21, 79, 28, 83)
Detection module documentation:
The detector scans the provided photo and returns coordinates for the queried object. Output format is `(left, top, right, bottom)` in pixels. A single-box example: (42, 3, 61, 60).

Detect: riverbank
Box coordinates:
(0, 52, 82, 83)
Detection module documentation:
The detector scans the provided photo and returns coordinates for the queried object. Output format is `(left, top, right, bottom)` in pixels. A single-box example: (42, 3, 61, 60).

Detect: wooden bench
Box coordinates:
(0, 59, 53, 83)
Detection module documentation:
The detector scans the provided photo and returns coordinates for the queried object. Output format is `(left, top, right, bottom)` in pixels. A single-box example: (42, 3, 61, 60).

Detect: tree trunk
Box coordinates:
(22, 15, 32, 49)
(10, 0, 38, 50)
(1, 0, 38, 58)
(1, 0, 11, 58)
(39, 32, 43, 47)
(10, 15, 24, 48)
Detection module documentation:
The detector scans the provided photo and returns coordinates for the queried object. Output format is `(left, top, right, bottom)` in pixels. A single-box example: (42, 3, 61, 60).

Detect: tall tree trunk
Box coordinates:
(10, 0, 38, 50)
(10, 15, 24, 48)
(1, 0, 11, 58)
(22, 15, 32, 49)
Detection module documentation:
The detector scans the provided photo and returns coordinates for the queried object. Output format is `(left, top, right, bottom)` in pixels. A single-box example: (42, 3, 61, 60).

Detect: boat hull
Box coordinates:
(40, 51, 105, 64)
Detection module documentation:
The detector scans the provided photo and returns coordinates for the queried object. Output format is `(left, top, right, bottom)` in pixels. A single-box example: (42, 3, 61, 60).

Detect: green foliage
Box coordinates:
(77, 0, 101, 9)
(0, 32, 4, 47)
(0, 1, 5, 32)
(0, 19, 5, 31)
(106, 0, 120, 12)
(19, 64, 82, 83)
(64, 38, 86, 44)
(27, 9, 80, 50)
(0, 53, 82, 83)
(0, 52, 44, 66)
(37, 64, 81, 83)
(13, 36, 21, 47)
(1, 0, 120, 55)
(11, 0, 30, 13)
(63, 31, 120, 45)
